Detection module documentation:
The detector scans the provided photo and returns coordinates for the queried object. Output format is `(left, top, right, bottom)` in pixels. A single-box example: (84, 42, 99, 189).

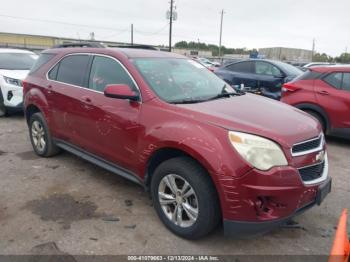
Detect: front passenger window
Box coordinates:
(88, 56, 136, 92)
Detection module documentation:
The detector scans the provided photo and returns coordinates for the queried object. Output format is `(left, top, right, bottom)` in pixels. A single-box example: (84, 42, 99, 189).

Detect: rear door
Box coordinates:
(316, 72, 350, 129)
(47, 54, 91, 146)
(218, 61, 256, 88)
(253, 61, 285, 99)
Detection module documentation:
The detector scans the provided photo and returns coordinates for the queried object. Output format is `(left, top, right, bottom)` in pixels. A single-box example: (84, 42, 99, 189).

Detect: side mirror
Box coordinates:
(104, 84, 139, 101)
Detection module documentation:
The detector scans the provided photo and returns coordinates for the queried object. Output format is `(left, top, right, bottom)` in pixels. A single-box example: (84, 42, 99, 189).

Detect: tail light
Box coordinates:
(282, 83, 300, 93)
(22, 80, 28, 92)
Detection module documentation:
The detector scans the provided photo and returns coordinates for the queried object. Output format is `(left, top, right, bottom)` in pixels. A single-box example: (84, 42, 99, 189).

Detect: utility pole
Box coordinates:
(169, 0, 174, 52)
(312, 38, 315, 62)
(219, 9, 224, 58)
(131, 23, 134, 45)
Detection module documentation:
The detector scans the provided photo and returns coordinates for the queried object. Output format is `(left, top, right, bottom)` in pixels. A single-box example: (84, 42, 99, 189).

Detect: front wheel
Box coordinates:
(29, 112, 60, 157)
(0, 103, 7, 117)
(151, 157, 220, 239)
(304, 110, 326, 133)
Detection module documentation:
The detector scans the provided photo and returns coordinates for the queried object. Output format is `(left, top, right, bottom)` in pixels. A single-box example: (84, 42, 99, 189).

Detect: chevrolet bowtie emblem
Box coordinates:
(316, 151, 325, 163)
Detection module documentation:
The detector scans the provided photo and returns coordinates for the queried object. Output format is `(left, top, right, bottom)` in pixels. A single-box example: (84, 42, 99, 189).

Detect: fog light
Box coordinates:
(7, 91, 13, 101)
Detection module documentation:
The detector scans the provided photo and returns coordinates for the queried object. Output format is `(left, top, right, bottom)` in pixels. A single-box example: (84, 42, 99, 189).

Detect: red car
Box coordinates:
(281, 66, 350, 138)
(23, 44, 331, 239)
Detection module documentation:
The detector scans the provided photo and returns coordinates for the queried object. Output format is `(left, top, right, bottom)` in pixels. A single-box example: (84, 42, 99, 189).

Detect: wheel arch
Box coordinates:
(144, 146, 215, 189)
(143, 146, 223, 220)
(25, 104, 42, 126)
(295, 103, 330, 132)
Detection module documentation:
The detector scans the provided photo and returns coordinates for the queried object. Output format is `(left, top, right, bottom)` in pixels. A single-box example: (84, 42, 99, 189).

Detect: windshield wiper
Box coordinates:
(206, 91, 244, 101)
(169, 98, 207, 104)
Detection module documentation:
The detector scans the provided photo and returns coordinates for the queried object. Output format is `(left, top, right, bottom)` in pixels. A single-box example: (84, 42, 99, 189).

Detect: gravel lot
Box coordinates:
(0, 114, 349, 256)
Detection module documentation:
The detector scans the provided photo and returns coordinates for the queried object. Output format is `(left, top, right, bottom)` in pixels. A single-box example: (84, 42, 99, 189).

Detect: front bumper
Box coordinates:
(0, 83, 23, 109)
(223, 176, 332, 238)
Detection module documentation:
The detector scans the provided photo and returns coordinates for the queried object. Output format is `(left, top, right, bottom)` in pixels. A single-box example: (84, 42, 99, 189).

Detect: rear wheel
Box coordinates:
(151, 157, 220, 239)
(304, 110, 326, 132)
(29, 112, 60, 157)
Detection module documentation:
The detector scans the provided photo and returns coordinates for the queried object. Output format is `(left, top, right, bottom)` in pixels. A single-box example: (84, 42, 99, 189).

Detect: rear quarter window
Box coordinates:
(29, 53, 55, 74)
(293, 70, 323, 81)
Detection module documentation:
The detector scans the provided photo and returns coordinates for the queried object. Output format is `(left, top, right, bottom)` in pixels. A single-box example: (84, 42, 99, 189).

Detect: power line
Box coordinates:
(0, 14, 129, 32)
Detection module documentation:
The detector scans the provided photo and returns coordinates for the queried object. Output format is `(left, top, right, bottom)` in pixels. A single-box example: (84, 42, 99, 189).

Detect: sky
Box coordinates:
(0, 0, 349, 56)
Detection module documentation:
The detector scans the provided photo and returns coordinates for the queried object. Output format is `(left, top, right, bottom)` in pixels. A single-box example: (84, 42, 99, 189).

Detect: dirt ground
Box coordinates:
(0, 114, 349, 256)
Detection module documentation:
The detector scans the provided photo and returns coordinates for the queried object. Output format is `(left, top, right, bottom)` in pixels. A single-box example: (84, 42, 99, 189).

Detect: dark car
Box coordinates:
(23, 46, 330, 239)
(281, 66, 350, 138)
(215, 59, 303, 100)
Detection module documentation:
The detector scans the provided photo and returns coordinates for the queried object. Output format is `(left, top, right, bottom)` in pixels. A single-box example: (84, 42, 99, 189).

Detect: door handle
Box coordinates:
(47, 85, 53, 94)
(318, 90, 330, 95)
(82, 96, 93, 104)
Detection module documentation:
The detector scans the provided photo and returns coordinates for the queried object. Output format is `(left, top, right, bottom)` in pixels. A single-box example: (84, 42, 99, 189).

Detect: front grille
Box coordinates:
(292, 135, 322, 155)
(298, 162, 325, 182)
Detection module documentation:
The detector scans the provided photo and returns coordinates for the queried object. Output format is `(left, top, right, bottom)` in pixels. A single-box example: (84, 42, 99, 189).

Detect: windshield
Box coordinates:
(273, 61, 303, 76)
(0, 53, 38, 70)
(133, 58, 238, 103)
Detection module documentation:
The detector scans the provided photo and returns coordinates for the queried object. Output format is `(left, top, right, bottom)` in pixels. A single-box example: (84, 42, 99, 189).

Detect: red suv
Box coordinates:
(281, 66, 350, 138)
(23, 44, 331, 239)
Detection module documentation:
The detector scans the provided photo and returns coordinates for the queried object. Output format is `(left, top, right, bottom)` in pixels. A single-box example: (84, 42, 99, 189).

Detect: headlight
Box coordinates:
(228, 131, 288, 171)
(3, 76, 22, 87)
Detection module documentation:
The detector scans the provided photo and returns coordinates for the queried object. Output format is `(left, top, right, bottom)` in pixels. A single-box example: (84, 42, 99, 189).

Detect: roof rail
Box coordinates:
(107, 44, 158, 50)
(53, 42, 106, 48)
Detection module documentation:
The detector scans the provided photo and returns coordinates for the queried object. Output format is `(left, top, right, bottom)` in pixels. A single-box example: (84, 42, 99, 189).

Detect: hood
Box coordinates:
(177, 94, 321, 148)
(0, 69, 30, 80)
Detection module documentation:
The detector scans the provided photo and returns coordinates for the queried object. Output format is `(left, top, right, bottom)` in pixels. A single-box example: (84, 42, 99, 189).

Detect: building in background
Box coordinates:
(172, 48, 212, 57)
(259, 47, 313, 63)
(0, 32, 157, 53)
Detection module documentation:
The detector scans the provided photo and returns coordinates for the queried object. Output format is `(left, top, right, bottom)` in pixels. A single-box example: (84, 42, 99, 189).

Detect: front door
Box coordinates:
(77, 55, 142, 172)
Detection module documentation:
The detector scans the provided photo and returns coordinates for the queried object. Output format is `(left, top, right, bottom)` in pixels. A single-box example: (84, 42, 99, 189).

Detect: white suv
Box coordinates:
(0, 48, 38, 116)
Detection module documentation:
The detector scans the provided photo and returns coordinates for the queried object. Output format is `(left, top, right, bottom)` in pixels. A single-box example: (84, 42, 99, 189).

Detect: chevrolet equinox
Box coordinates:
(23, 45, 331, 239)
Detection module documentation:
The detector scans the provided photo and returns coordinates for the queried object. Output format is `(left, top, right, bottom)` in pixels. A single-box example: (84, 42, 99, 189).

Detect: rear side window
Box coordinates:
(226, 61, 253, 73)
(56, 55, 90, 86)
(342, 73, 350, 91)
(324, 72, 343, 89)
(88, 56, 136, 92)
(29, 53, 55, 74)
(255, 61, 282, 77)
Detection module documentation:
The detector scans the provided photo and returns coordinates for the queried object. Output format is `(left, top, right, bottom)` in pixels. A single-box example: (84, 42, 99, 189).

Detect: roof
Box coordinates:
(43, 47, 186, 59)
(115, 48, 185, 59)
(0, 48, 35, 54)
(310, 65, 350, 72)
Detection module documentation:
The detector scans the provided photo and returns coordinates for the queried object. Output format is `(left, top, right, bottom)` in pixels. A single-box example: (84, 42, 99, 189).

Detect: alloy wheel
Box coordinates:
(158, 174, 199, 228)
(31, 120, 46, 152)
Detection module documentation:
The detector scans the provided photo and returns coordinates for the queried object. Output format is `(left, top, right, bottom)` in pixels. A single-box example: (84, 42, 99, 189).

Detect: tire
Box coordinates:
(0, 103, 7, 117)
(151, 157, 220, 239)
(304, 110, 326, 133)
(29, 112, 60, 157)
